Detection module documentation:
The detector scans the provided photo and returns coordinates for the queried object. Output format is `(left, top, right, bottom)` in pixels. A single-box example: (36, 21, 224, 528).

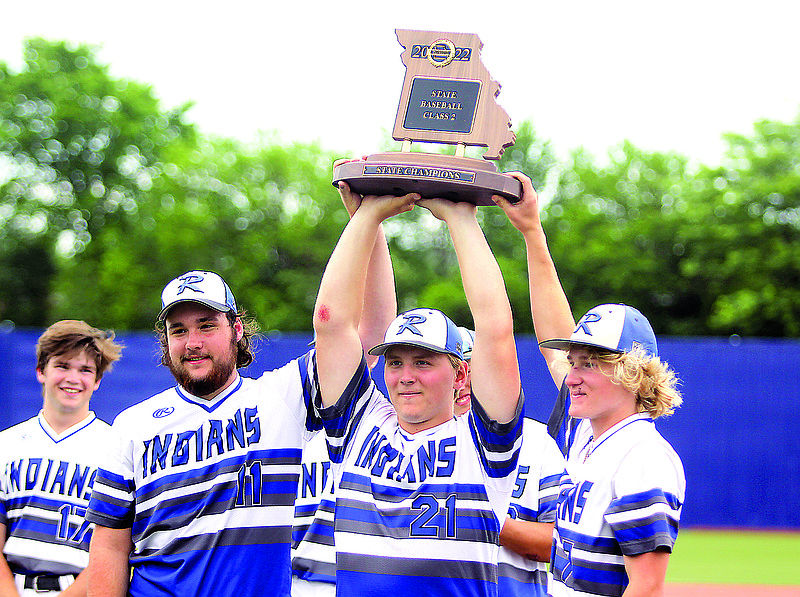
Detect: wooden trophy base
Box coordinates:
(332, 152, 521, 206)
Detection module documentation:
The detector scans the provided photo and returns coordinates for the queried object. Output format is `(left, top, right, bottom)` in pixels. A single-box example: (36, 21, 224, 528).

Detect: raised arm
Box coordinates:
(418, 198, 520, 423)
(335, 177, 398, 368)
(314, 190, 417, 407)
(492, 173, 575, 387)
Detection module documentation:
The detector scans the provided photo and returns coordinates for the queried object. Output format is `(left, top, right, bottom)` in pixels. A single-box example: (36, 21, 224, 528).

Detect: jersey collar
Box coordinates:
(580, 412, 652, 462)
(175, 373, 243, 412)
(38, 411, 98, 443)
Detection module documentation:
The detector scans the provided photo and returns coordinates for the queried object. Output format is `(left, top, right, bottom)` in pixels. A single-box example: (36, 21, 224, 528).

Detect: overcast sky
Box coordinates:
(3, 0, 799, 166)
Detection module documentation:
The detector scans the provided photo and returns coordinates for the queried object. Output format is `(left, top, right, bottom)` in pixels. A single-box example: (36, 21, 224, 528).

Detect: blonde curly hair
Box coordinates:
(559, 345, 682, 418)
(599, 346, 682, 418)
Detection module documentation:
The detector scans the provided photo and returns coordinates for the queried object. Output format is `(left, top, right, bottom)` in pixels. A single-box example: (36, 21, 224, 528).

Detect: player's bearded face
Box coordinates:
(168, 333, 238, 397)
(164, 304, 240, 398)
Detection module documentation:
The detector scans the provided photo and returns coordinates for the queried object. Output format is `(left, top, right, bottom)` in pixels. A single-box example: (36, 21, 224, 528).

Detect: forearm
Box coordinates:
(445, 210, 519, 422)
(315, 208, 382, 337)
(87, 558, 129, 597)
(0, 527, 19, 597)
(59, 569, 88, 597)
(621, 578, 666, 597)
(0, 557, 19, 597)
(524, 227, 574, 340)
(522, 225, 575, 384)
(315, 202, 399, 407)
(499, 518, 554, 562)
(359, 225, 396, 365)
(449, 213, 513, 331)
(493, 173, 574, 385)
(336, 178, 397, 362)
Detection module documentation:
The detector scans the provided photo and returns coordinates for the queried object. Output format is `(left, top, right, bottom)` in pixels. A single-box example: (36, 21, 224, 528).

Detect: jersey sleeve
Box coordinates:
(546, 379, 569, 447)
(468, 389, 524, 481)
(269, 349, 324, 437)
(507, 421, 566, 524)
(313, 354, 378, 465)
(296, 350, 324, 434)
(548, 379, 586, 458)
(84, 418, 136, 529)
(605, 441, 685, 556)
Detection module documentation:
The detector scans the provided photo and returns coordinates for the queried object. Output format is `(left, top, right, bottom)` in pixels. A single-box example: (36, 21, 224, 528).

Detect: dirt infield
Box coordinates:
(667, 584, 800, 596)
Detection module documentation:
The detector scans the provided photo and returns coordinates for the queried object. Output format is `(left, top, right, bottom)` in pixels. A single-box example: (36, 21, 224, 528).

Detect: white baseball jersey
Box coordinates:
(85, 352, 319, 597)
(317, 357, 523, 597)
(0, 412, 112, 576)
(498, 418, 566, 597)
(549, 413, 685, 597)
(291, 431, 336, 585)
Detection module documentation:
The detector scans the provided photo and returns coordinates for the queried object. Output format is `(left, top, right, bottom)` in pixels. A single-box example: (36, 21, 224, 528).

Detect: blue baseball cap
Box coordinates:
(159, 270, 237, 321)
(369, 308, 465, 360)
(539, 304, 658, 358)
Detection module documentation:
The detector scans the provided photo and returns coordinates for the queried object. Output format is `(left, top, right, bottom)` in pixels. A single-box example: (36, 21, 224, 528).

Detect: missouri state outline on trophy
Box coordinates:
(332, 29, 522, 206)
(392, 29, 515, 159)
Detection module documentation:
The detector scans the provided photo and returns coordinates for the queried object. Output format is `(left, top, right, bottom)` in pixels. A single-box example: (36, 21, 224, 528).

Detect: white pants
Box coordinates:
(291, 576, 336, 597)
(14, 573, 75, 595)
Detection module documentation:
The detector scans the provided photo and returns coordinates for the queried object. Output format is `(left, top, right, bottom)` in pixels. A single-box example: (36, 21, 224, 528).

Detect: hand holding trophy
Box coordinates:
(333, 29, 522, 205)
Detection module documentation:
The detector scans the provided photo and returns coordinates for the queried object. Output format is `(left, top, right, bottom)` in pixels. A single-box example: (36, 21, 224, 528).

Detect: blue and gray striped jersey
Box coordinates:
(0, 413, 111, 576)
(497, 418, 566, 597)
(549, 413, 685, 597)
(317, 356, 523, 597)
(85, 352, 319, 597)
(291, 431, 336, 585)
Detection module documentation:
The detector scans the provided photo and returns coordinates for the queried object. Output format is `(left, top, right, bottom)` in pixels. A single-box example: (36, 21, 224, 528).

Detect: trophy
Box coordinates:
(332, 29, 521, 205)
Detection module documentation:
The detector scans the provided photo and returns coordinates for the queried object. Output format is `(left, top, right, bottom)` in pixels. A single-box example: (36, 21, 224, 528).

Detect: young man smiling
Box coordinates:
(494, 172, 685, 597)
(85, 271, 322, 597)
(313, 186, 523, 597)
(87, 197, 398, 597)
(0, 320, 122, 596)
(161, 301, 244, 397)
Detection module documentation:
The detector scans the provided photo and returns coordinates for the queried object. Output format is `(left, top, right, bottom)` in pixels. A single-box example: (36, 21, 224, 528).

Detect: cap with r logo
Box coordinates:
(538, 304, 658, 358)
(158, 270, 237, 321)
(368, 308, 465, 360)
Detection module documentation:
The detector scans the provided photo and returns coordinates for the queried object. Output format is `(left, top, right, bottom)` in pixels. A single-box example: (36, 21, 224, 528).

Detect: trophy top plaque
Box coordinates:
(392, 29, 516, 160)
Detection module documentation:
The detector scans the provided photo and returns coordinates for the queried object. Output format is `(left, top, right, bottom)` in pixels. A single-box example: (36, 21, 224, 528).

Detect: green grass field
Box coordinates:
(667, 529, 800, 585)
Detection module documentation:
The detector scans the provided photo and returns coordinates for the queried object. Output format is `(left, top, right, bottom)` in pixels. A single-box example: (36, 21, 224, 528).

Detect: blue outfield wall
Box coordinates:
(2, 328, 798, 529)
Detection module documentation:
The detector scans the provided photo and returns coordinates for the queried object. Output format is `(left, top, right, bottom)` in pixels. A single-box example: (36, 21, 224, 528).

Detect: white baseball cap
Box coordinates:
(539, 303, 658, 358)
(159, 270, 237, 321)
(369, 308, 465, 360)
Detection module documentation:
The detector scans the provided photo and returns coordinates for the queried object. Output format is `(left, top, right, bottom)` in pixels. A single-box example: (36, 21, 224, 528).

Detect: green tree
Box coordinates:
(680, 114, 800, 336)
(542, 115, 800, 338)
(52, 134, 346, 331)
(0, 38, 195, 326)
(1, 39, 349, 332)
(544, 142, 699, 335)
(7, 39, 800, 338)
